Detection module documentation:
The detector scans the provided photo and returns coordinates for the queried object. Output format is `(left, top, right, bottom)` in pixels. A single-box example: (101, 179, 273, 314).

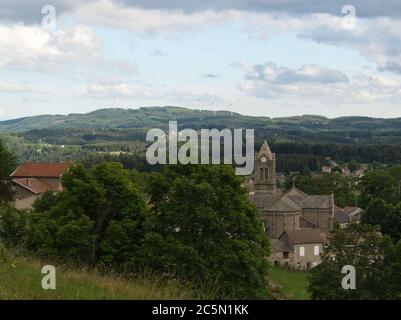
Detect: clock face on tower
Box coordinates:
(261, 157, 267, 163)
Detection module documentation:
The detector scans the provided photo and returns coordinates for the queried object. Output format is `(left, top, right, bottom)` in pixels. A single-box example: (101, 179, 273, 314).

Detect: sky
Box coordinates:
(1, 1, 401, 120)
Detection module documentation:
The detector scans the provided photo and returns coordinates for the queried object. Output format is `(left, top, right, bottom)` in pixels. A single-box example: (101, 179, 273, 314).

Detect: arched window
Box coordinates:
(260, 168, 264, 180)
(265, 167, 269, 180)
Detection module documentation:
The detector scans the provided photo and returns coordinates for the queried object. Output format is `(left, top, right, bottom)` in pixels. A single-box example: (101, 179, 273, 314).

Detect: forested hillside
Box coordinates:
(2, 106, 401, 173)
(2, 107, 401, 145)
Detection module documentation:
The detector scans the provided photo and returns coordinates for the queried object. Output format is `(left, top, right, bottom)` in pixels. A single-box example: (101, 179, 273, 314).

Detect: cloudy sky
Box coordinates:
(1, 0, 401, 119)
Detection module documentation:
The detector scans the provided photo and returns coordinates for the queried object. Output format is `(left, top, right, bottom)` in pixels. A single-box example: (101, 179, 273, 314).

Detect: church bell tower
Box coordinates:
(254, 140, 276, 194)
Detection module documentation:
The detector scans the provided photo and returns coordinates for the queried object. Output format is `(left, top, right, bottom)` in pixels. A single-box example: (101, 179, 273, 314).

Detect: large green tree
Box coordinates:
(26, 163, 149, 267)
(358, 170, 398, 208)
(363, 198, 401, 242)
(0, 140, 16, 203)
(308, 224, 398, 299)
(138, 164, 270, 299)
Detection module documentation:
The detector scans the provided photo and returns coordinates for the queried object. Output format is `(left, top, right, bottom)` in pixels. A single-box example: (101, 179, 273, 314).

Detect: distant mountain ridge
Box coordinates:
(1, 106, 400, 133)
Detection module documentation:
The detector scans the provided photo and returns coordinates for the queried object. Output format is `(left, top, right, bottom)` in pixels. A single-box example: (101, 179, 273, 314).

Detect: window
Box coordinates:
(299, 246, 305, 257)
(314, 245, 320, 256)
(283, 252, 289, 259)
(260, 168, 264, 180)
(265, 167, 269, 180)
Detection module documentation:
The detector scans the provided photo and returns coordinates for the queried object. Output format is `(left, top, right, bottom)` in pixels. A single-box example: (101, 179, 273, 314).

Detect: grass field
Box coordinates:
(1, 247, 310, 300)
(268, 267, 310, 300)
(0, 249, 195, 300)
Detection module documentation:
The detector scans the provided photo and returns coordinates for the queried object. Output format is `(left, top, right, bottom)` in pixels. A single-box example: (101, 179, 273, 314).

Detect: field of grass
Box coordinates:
(0, 245, 312, 300)
(0, 249, 196, 300)
(268, 267, 310, 300)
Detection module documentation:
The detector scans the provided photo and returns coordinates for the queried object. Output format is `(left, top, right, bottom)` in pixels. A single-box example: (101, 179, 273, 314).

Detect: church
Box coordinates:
(247, 141, 335, 269)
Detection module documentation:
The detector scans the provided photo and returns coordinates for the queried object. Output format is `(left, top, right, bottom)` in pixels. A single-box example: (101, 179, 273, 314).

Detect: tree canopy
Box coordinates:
(26, 162, 149, 267)
(139, 164, 270, 299)
(0, 140, 16, 203)
(309, 224, 401, 299)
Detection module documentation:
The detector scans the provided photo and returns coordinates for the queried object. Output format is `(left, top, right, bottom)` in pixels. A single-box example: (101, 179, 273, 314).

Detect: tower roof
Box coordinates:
(257, 140, 274, 160)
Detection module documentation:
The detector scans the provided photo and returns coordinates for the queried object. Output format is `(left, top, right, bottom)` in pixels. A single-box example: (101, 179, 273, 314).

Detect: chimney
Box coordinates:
(26, 178, 30, 187)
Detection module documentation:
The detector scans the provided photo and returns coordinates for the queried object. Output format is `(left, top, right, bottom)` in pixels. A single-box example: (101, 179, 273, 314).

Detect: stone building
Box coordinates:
(10, 162, 72, 210)
(270, 230, 325, 270)
(249, 141, 335, 238)
(247, 141, 336, 268)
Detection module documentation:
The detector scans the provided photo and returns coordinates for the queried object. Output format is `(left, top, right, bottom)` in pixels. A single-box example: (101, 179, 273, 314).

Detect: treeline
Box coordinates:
(270, 142, 401, 164)
(4, 128, 401, 176)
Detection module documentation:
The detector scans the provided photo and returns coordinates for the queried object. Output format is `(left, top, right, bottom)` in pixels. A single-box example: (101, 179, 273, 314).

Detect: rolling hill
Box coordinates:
(1, 106, 401, 146)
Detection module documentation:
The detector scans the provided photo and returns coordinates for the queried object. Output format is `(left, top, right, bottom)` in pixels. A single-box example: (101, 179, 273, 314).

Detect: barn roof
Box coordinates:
(13, 178, 53, 194)
(11, 162, 72, 178)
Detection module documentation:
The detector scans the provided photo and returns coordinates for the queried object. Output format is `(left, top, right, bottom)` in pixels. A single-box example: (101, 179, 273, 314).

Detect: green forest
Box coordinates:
(2, 107, 401, 175)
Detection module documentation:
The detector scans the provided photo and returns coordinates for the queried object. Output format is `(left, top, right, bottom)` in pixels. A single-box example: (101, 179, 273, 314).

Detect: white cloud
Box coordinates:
(0, 24, 98, 70)
(74, 81, 226, 106)
(0, 23, 136, 74)
(238, 61, 401, 105)
(242, 62, 349, 84)
(72, 0, 242, 34)
(299, 17, 401, 74)
(0, 81, 32, 93)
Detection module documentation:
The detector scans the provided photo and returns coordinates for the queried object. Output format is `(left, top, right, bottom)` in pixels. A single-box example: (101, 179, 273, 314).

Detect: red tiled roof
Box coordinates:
(13, 178, 55, 194)
(11, 162, 72, 178)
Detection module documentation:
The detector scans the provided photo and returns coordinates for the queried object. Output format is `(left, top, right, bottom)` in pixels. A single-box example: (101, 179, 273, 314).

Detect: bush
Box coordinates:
(0, 204, 27, 247)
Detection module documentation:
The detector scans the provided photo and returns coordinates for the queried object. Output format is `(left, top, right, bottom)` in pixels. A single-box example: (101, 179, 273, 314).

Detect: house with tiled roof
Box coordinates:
(10, 162, 72, 210)
(334, 205, 362, 228)
(269, 229, 325, 270)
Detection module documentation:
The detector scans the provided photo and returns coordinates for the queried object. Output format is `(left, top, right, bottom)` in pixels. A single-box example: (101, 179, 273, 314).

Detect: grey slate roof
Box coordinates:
(281, 229, 324, 244)
(343, 206, 361, 216)
(271, 239, 291, 252)
(257, 140, 274, 160)
(284, 187, 308, 206)
(302, 195, 331, 209)
(335, 211, 349, 224)
(265, 196, 300, 212)
(250, 191, 281, 209)
(262, 187, 332, 212)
